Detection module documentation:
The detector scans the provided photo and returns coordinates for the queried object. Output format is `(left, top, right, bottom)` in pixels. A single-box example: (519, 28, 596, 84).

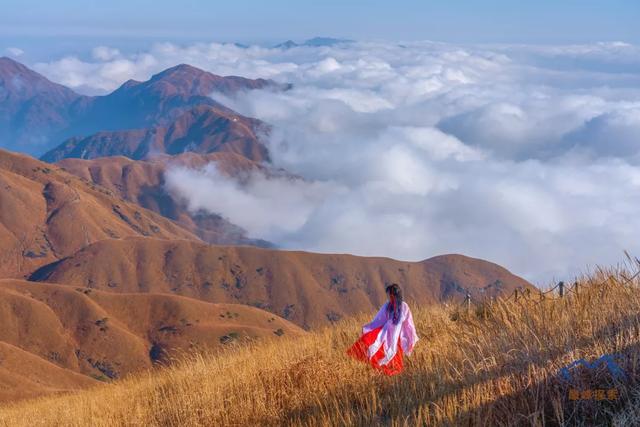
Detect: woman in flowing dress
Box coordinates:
(346, 283, 419, 375)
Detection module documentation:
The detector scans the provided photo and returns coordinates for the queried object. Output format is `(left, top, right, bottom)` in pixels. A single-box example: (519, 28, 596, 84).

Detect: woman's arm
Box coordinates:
(362, 303, 388, 334)
(400, 304, 419, 355)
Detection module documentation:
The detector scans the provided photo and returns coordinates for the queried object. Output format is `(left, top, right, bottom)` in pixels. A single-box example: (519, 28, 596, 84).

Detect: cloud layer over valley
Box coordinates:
(34, 40, 640, 283)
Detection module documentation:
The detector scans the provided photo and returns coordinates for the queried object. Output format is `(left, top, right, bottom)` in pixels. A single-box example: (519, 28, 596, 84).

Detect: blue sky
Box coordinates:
(0, 0, 638, 47)
(1, 1, 640, 282)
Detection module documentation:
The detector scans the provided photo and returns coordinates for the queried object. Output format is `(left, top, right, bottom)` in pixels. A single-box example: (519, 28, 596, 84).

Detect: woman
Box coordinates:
(346, 283, 419, 375)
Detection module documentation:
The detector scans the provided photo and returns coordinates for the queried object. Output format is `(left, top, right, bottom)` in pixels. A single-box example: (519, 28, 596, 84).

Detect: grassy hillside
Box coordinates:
(32, 237, 532, 329)
(2, 267, 640, 426)
(0, 279, 304, 399)
(0, 149, 199, 278)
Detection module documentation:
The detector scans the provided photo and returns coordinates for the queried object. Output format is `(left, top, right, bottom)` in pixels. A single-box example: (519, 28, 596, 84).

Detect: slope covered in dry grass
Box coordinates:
(32, 237, 532, 329)
(0, 149, 199, 278)
(0, 279, 304, 401)
(2, 266, 640, 426)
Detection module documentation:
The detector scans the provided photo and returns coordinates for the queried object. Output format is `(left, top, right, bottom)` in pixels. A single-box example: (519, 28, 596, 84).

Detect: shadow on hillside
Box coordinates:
(451, 340, 640, 426)
(27, 258, 65, 281)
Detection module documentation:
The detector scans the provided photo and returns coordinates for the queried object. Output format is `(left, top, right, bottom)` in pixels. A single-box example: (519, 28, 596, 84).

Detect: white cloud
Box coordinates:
(165, 163, 339, 240)
(34, 53, 158, 94)
(92, 46, 121, 61)
(5, 47, 24, 57)
(33, 40, 640, 283)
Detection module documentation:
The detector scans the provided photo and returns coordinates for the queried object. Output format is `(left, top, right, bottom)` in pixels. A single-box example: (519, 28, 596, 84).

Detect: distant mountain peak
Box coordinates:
(0, 56, 21, 66)
(0, 58, 83, 155)
(119, 78, 142, 89)
(273, 37, 355, 49)
(150, 63, 217, 81)
(274, 40, 299, 49)
(304, 36, 354, 46)
(0, 56, 30, 68)
(106, 63, 282, 105)
(0, 56, 46, 81)
(0, 57, 79, 94)
(0, 59, 284, 156)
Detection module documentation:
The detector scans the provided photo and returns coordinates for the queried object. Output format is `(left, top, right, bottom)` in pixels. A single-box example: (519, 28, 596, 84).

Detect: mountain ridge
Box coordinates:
(0, 58, 284, 156)
(41, 104, 270, 163)
(30, 236, 534, 329)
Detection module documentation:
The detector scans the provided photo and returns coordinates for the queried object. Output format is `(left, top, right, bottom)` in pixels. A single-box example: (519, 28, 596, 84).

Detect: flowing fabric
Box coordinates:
(346, 301, 419, 375)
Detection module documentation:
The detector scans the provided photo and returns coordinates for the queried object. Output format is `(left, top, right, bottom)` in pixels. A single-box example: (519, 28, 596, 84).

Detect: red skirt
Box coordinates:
(346, 326, 403, 375)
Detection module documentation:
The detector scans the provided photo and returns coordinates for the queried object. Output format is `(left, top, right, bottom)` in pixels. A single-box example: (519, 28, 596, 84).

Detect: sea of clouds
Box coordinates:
(33, 40, 640, 283)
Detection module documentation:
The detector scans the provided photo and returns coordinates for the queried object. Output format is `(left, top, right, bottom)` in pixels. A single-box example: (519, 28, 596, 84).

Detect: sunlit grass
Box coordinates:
(2, 265, 640, 426)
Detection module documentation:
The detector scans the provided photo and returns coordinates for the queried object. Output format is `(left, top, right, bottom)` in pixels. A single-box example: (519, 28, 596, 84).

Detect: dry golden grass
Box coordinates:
(2, 266, 640, 426)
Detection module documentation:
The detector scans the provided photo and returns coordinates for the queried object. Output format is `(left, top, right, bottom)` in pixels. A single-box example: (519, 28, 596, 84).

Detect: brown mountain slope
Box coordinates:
(32, 237, 534, 329)
(0, 149, 199, 278)
(55, 152, 273, 246)
(0, 279, 303, 402)
(41, 104, 270, 163)
(0, 342, 97, 403)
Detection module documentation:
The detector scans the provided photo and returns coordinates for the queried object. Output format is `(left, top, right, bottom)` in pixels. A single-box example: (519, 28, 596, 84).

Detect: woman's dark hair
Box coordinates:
(385, 283, 403, 324)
